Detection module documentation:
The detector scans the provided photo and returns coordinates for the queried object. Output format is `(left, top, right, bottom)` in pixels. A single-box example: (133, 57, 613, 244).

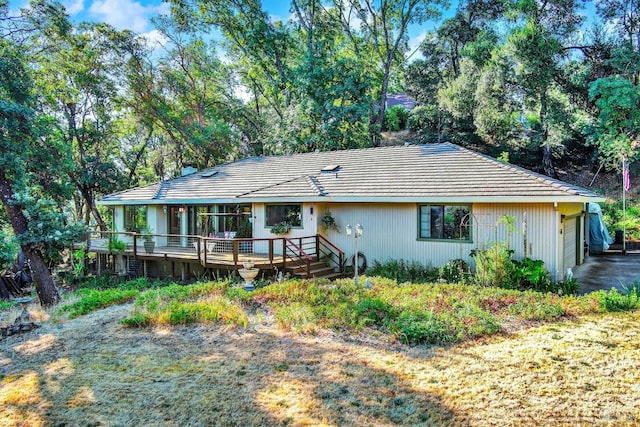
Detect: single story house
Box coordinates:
(95, 143, 604, 281)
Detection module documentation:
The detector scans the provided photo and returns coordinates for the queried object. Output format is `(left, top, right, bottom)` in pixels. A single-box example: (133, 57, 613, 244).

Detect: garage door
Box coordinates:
(563, 218, 577, 273)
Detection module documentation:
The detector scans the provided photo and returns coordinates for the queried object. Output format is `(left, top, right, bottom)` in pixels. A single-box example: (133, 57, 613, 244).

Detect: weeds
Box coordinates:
(58, 288, 140, 319)
(366, 259, 440, 283)
(123, 280, 248, 327)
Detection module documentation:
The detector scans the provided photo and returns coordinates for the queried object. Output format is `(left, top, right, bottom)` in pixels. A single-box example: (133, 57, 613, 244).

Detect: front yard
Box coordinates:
(0, 278, 638, 426)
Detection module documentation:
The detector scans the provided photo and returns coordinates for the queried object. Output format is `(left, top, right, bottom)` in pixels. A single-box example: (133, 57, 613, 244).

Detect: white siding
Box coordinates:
(318, 202, 564, 280)
(473, 203, 560, 279)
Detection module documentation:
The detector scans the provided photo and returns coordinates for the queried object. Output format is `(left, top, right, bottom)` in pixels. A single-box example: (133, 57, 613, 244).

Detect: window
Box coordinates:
(419, 205, 470, 241)
(266, 204, 302, 227)
(124, 206, 147, 232)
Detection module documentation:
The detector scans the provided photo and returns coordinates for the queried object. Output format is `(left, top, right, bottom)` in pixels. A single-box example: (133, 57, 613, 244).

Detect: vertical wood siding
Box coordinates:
(319, 202, 563, 279)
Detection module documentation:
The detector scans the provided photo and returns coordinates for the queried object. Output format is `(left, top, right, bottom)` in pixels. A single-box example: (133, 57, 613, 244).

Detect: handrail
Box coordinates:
(86, 231, 343, 278)
(284, 238, 313, 278)
(317, 234, 345, 275)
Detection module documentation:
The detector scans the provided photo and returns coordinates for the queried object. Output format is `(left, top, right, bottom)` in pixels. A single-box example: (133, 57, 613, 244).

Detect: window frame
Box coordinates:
(265, 204, 303, 228)
(417, 204, 472, 242)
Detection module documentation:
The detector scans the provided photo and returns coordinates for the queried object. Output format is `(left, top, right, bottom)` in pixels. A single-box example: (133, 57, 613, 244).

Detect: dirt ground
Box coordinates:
(0, 304, 639, 427)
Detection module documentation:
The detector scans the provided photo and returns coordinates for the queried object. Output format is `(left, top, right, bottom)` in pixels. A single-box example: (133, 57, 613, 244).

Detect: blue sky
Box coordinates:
(11, 0, 598, 54)
(11, 0, 446, 52)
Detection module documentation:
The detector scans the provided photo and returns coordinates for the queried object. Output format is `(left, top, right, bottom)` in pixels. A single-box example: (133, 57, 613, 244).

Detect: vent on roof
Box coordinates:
(201, 170, 218, 178)
(321, 164, 340, 174)
(181, 166, 197, 176)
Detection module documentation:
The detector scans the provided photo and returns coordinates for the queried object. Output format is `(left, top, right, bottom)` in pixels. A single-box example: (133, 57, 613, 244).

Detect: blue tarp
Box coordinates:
(589, 203, 613, 254)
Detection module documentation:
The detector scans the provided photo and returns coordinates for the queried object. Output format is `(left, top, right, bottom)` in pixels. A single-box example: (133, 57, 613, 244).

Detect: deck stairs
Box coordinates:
(285, 256, 343, 281)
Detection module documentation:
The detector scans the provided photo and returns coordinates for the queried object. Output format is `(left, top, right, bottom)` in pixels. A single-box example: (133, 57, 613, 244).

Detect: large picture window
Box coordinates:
(266, 204, 302, 227)
(419, 205, 470, 241)
(124, 206, 147, 232)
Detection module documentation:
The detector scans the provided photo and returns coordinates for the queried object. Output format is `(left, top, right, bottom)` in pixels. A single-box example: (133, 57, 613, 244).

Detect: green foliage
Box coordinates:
(269, 222, 292, 235)
(108, 238, 126, 254)
(58, 288, 140, 319)
(597, 287, 640, 312)
(601, 198, 640, 241)
(10, 188, 87, 264)
(588, 75, 640, 166)
(123, 280, 248, 327)
(472, 243, 517, 288)
(511, 258, 553, 292)
(320, 211, 340, 233)
(383, 105, 409, 131)
(438, 259, 470, 283)
(366, 259, 440, 284)
(0, 228, 18, 270)
(408, 105, 441, 133)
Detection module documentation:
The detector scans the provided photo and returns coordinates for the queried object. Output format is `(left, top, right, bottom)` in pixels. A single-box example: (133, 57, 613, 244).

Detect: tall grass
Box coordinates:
(122, 280, 248, 327)
(49, 276, 640, 346)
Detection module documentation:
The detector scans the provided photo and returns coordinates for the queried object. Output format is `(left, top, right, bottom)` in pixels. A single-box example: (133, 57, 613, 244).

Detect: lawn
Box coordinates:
(0, 278, 638, 426)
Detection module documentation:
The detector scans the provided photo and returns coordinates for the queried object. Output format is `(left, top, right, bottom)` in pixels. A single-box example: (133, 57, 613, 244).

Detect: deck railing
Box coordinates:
(85, 230, 344, 277)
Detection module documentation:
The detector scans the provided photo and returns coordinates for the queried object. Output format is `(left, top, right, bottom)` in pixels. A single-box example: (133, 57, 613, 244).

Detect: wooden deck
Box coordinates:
(90, 244, 282, 270)
(86, 231, 345, 279)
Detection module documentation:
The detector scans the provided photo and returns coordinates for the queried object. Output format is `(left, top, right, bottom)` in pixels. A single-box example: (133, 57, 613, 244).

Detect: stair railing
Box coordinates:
(317, 234, 345, 275)
(284, 238, 313, 278)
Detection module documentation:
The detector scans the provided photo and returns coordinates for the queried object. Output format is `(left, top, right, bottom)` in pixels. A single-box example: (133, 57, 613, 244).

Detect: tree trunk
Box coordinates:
(539, 93, 556, 178)
(0, 169, 60, 306)
(26, 248, 60, 306)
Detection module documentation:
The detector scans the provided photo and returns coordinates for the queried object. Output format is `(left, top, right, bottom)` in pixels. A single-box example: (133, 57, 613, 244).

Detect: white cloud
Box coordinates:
(139, 29, 166, 49)
(406, 31, 427, 61)
(87, 0, 169, 33)
(62, 0, 85, 16)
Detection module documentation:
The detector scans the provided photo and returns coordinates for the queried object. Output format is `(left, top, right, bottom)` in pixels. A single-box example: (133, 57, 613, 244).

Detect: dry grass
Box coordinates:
(0, 304, 638, 426)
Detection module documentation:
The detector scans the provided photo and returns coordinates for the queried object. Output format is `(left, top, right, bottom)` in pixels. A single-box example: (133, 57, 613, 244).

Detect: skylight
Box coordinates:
(201, 171, 218, 178)
(321, 164, 340, 173)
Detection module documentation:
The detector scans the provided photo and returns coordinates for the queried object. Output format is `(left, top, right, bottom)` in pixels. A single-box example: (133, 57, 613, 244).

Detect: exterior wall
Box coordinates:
(253, 202, 319, 239)
(111, 201, 584, 281)
(318, 202, 567, 281)
(252, 202, 319, 254)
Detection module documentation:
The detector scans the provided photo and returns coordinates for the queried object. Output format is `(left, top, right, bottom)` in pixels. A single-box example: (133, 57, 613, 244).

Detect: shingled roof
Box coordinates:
(99, 143, 603, 205)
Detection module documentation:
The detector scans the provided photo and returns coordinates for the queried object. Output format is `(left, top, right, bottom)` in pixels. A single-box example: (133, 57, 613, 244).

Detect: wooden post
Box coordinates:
(233, 239, 239, 267)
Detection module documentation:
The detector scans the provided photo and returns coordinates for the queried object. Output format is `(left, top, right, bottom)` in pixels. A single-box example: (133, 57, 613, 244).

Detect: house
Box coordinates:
(95, 143, 604, 281)
(386, 94, 416, 110)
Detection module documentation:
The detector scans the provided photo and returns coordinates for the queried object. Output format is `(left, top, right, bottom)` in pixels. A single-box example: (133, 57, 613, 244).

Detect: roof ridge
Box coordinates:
(306, 176, 328, 197)
(237, 175, 308, 197)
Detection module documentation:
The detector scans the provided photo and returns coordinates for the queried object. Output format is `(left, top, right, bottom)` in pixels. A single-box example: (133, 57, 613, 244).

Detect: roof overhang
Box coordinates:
(97, 194, 606, 206)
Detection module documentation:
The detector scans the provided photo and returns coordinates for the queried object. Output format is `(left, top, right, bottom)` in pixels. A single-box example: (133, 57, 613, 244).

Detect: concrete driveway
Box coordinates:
(573, 252, 640, 294)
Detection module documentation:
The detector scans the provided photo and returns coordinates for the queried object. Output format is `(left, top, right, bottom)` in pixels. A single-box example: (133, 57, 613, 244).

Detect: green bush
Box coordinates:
(366, 259, 439, 284)
(123, 281, 247, 327)
(408, 105, 440, 133)
(383, 105, 409, 131)
(354, 297, 396, 327)
(388, 311, 454, 344)
(472, 243, 516, 288)
(439, 259, 470, 283)
(598, 287, 639, 311)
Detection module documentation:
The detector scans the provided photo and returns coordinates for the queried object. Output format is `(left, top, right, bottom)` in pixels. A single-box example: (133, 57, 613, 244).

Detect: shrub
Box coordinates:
(439, 259, 470, 283)
(383, 105, 409, 131)
(511, 258, 553, 292)
(598, 287, 640, 312)
(353, 297, 396, 327)
(366, 259, 439, 284)
(123, 282, 248, 327)
(472, 243, 516, 288)
(408, 105, 440, 133)
(388, 311, 454, 344)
